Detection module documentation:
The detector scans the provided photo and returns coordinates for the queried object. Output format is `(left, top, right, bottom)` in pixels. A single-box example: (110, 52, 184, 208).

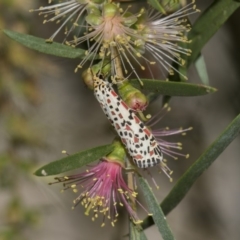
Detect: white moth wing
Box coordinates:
(94, 78, 163, 168)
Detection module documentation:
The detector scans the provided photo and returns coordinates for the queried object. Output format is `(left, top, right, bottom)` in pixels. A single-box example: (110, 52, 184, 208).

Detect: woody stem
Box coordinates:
(111, 46, 124, 81)
(111, 47, 137, 213)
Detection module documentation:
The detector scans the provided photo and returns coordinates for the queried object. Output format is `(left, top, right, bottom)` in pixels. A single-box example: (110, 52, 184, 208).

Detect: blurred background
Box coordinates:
(0, 0, 240, 239)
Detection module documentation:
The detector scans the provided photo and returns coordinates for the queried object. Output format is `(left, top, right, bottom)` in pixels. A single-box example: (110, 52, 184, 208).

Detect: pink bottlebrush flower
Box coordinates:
(51, 158, 144, 226)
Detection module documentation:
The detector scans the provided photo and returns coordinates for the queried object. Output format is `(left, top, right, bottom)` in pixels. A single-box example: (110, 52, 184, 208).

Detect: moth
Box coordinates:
(93, 75, 163, 168)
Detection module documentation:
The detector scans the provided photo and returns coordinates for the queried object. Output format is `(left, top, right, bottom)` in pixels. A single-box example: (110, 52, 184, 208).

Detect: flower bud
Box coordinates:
(133, 9, 147, 31)
(82, 68, 94, 90)
(118, 81, 148, 111)
(122, 12, 138, 27)
(103, 3, 119, 18)
(82, 60, 111, 89)
(159, 0, 182, 13)
(107, 140, 126, 166)
(87, 5, 101, 15)
(86, 13, 103, 26)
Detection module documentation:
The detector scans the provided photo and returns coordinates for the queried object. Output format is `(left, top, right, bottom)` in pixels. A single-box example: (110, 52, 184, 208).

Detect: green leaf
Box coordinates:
(148, 0, 167, 14)
(142, 113, 240, 230)
(34, 144, 114, 176)
(130, 222, 148, 240)
(195, 55, 209, 85)
(138, 176, 175, 240)
(131, 79, 216, 96)
(3, 29, 86, 59)
(186, 0, 240, 66)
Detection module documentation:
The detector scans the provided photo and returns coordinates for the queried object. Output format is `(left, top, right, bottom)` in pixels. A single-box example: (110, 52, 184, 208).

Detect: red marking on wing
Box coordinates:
(111, 90, 118, 97)
(149, 150, 154, 156)
(111, 111, 116, 116)
(144, 128, 151, 137)
(115, 123, 120, 130)
(134, 136, 139, 143)
(121, 138, 127, 145)
(107, 98, 111, 104)
(121, 101, 129, 110)
(125, 125, 131, 131)
(133, 154, 143, 160)
(134, 116, 141, 124)
(151, 141, 157, 147)
(118, 113, 123, 119)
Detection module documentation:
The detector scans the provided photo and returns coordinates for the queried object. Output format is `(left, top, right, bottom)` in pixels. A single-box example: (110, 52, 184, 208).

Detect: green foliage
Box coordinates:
(138, 177, 175, 240)
(185, 0, 240, 67)
(195, 55, 209, 85)
(142, 113, 240, 229)
(3, 30, 86, 59)
(3, 0, 240, 239)
(148, 0, 167, 14)
(131, 79, 216, 96)
(130, 222, 148, 240)
(35, 144, 114, 176)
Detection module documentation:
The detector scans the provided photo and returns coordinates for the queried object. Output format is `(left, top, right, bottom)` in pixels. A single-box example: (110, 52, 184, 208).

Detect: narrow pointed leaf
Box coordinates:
(35, 144, 114, 176)
(148, 0, 167, 14)
(130, 222, 148, 240)
(131, 79, 216, 96)
(3, 30, 86, 59)
(138, 176, 175, 240)
(186, 0, 240, 66)
(142, 113, 240, 229)
(195, 55, 209, 85)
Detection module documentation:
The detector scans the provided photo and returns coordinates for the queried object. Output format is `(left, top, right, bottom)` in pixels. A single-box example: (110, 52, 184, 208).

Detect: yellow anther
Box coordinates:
(46, 38, 53, 43)
(136, 52, 141, 57)
(134, 220, 143, 224)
